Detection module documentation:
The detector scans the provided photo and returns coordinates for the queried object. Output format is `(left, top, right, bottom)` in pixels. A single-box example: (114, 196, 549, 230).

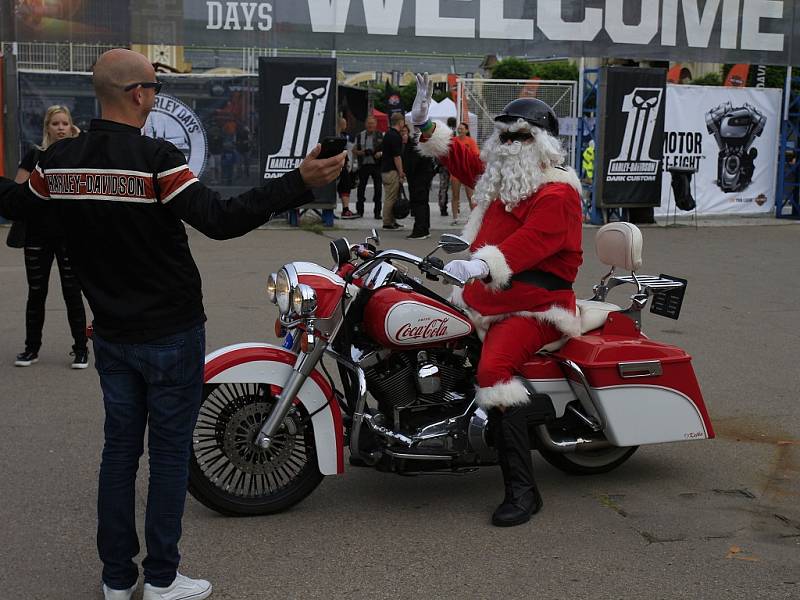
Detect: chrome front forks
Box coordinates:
(254, 340, 327, 450)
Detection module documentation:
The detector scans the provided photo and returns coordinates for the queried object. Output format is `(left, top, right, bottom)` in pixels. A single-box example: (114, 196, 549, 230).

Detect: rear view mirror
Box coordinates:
(330, 238, 351, 267)
(438, 234, 469, 254)
(366, 229, 380, 247)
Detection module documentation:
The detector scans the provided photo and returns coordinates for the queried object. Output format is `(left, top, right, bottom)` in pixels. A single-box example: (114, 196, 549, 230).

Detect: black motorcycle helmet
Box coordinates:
(495, 98, 559, 137)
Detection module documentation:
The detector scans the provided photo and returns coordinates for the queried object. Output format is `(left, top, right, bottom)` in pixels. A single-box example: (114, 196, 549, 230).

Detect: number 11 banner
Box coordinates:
(596, 67, 667, 208)
(259, 56, 337, 206)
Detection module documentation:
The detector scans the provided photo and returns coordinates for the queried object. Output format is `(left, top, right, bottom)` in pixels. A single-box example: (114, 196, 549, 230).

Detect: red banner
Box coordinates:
(724, 64, 750, 87)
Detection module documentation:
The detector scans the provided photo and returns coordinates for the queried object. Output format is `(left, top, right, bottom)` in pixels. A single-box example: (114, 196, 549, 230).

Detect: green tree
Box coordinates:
(691, 72, 723, 86)
(398, 82, 450, 111)
(530, 60, 579, 81)
(399, 82, 417, 111)
(491, 57, 533, 80)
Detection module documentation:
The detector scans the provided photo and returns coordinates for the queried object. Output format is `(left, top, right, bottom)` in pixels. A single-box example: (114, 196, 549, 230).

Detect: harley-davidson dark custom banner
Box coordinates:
(596, 66, 667, 209)
(259, 57, 337, 206)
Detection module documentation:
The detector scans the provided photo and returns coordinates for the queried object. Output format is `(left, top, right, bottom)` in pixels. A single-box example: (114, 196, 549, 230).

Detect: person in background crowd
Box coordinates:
(206, 120, 223, 182)
(337, 116, 358, 219)
(0, 48, 345, 600)
(450, 121, 478, 224)
(380, 112, 406, 230)
(236, 125, 252, 178)
(401, 122, 411, 146)
(354, 115, 383, 218)
(220, 121, 238, 186)
(435, 157, 449, 216)
(581, 138, 595, 183)
(437, 117, 458, 216)
(12, 104, 88, 369)
(403, 120, 436, 240)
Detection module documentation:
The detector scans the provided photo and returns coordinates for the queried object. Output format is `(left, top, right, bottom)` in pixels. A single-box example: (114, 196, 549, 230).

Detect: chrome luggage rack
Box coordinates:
(608, 274, 685, 294)
(593, 272, 688, 324)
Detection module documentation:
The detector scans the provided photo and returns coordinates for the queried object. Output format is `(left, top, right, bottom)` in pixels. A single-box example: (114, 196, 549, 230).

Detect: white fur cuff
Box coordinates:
(417, 121, 452, 159)
(472, 245, 513, 290)
(475, 378, 530, 409)
(541, 166, 582, 194)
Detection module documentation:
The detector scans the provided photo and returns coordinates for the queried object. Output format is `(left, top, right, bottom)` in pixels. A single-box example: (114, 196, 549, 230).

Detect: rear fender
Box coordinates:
(204, 343, 344, 475)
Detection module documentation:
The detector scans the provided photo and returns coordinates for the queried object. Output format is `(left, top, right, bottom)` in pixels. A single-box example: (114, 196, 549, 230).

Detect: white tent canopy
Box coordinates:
(406, 99, 478, 138)
(430, 97, 456, 119)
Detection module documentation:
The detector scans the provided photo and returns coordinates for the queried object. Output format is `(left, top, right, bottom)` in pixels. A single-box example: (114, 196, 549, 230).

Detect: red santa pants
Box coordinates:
(476, 315, 562, 390)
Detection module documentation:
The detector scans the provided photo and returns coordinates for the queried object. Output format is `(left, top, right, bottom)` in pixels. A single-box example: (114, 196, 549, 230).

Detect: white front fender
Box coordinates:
(204, 343, 344, 475)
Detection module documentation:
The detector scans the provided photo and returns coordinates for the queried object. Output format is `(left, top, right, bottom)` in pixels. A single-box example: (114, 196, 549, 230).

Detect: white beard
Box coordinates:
(472, 121, 565, 212)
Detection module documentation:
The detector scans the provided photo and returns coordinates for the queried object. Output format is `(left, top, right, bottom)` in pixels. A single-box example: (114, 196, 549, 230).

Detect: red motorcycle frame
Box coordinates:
(188, 223, 713, 516)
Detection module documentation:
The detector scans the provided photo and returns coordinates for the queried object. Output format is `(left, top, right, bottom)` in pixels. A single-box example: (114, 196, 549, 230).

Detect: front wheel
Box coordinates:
(189, 382, 324, 516)
(538, 444, 638, 475)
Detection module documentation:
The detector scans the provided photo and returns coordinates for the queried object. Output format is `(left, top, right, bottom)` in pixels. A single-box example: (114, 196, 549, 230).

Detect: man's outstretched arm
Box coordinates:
(163, 144, 345, 240)
(0, 176, 47, 221)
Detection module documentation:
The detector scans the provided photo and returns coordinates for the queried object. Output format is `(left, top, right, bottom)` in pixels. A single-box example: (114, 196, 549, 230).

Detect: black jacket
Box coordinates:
(403, 139, 436, 187)
(0, 119, 312, 343)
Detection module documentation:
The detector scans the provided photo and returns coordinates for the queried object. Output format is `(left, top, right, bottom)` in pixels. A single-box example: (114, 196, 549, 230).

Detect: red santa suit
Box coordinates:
(419, 122, 584, 409)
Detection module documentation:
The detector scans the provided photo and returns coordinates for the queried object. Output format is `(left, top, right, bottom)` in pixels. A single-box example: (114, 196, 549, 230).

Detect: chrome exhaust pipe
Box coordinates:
(535, 425, 612, 453)
(362, 413, 414, 447)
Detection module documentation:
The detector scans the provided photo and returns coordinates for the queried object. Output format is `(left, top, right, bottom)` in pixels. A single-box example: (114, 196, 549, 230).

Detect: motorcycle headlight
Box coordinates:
(291, 284, 318, 316)
(275, 268, 292, 315)
(266, 272, 278, 304)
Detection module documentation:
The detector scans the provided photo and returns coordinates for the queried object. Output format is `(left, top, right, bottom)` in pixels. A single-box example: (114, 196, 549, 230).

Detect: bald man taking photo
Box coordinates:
(0, 49, 345, 600)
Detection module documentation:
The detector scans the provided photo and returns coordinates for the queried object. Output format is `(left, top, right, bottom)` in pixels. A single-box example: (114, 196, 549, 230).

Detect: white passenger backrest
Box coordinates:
(595, 222, 643, 271)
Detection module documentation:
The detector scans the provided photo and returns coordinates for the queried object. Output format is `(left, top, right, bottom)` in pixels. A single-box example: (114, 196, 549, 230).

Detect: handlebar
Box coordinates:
(351, 248, 466, 287)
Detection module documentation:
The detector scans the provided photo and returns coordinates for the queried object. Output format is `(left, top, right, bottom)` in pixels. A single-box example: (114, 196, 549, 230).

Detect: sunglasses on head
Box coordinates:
(499, 131, 533, 143)
(123, 80, 163, 94)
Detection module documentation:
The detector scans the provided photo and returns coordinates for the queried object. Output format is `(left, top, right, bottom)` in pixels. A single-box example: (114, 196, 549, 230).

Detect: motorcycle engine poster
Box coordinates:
(596, 67, 667, 208)
(658, 85, 782, 216)
(259, 56, 337, 206)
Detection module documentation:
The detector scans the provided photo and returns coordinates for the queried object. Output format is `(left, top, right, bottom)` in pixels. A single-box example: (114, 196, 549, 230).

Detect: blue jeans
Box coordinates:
(93, 324, 205, 589)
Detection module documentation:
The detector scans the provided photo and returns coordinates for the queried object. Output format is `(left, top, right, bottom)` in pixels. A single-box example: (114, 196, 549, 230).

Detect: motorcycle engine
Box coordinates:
(363, 349, 472, 427)
(705, 101, 765, 193)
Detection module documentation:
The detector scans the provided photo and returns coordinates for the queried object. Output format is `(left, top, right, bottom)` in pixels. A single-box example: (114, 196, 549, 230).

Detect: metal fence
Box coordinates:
(2, 42, 115, 72)
(456, 78, 579, 167)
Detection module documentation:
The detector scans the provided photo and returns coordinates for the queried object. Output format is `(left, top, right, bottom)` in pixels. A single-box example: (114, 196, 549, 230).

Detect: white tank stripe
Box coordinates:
(44, 167, 153, 177)
(49, 194, 158, 203)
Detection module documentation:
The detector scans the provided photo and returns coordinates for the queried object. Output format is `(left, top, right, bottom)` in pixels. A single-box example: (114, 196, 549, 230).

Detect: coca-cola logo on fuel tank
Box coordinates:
(385, 301, 472, 345)
(395, 318, 449, 341)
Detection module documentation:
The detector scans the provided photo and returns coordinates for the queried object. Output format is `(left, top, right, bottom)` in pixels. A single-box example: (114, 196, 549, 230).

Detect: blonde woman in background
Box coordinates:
(12, 105, 88, 369)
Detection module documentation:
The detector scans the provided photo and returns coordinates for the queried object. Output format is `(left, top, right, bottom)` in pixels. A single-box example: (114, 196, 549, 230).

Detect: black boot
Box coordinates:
(488, 409, 513, 504)
(491, 406, 542, 527)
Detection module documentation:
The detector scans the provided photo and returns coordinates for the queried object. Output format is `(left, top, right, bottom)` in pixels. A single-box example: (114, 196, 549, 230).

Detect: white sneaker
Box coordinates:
(143, 573, 212, 600)
(103, 582, 137, 600)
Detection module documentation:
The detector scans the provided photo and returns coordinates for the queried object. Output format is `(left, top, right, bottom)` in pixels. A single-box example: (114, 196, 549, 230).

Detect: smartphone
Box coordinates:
(318, 135, 347, 159)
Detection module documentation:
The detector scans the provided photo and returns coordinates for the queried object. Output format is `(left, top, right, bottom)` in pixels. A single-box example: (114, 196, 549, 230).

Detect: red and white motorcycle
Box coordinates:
(188, 223, 714, 516)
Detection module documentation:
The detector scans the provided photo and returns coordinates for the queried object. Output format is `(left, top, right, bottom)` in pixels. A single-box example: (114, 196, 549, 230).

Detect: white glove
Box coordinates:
(411, 72, 434, 126)
(444, 259, 490, 282)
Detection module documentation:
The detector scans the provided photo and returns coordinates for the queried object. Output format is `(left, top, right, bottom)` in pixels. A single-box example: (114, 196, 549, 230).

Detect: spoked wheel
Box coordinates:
(189, 383, 323, 516)
(536, 404, 638, 475)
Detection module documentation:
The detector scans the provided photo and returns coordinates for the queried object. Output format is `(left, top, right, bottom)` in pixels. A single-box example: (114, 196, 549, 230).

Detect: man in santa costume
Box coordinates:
(412, 74, 584, 527)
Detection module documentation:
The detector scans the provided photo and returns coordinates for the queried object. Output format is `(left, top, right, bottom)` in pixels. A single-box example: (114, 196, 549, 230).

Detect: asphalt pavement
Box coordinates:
(0, 213, 798, 599)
